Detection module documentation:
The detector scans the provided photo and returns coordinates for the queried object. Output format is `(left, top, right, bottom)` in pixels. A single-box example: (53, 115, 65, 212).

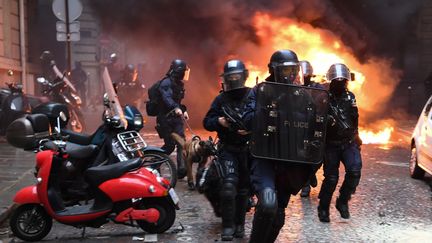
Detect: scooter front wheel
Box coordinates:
(10, 204, 52, 242)
(142, 151, 177, 187)
(136, 197, 176, 234)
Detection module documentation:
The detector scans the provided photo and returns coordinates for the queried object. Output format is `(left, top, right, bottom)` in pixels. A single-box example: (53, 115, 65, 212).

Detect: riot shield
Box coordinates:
(250, 82, 329, 164)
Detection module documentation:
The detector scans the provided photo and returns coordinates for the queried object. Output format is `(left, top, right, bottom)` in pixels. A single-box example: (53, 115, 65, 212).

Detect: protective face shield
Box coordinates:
(327, 63, 350, 95)
(274, 62, 304, 85)
(221, 59, 248, 92)
(299, 60, 313, 78)
(326, 63, 351, 82)
(168, 59, 190, 81)
(124, 64, 138, 83)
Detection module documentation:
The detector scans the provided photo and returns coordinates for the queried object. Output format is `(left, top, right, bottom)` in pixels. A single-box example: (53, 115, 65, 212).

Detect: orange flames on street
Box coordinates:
(244, 13, 398, 144)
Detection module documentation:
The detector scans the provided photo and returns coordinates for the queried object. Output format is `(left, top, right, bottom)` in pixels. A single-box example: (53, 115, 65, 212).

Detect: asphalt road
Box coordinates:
(0, 128, 431, 242)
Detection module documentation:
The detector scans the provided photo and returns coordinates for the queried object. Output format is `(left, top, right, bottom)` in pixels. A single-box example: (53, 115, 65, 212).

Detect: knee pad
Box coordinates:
(322, 175, 338, 191)
(344, 171, 361, 189)
(220, 182, 237, 199)
(319, 175, 338, 200)
(256, 187, 277, 216)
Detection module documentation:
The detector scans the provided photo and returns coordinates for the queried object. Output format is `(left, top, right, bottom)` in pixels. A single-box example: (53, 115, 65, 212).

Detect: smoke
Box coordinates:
(89, 0, 424, 128)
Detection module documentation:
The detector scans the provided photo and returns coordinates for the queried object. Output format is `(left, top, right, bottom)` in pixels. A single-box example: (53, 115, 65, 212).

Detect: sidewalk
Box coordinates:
(0, 141, 35, 227)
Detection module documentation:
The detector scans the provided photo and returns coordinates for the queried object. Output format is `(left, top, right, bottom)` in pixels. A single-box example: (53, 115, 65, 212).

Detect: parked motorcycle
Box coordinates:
(0, 73, 48, 135)
(6, 113, 179, 242)
(35, 76, 85, 133)
(62, 67, 178, 187)
(38, 51, 85, 133)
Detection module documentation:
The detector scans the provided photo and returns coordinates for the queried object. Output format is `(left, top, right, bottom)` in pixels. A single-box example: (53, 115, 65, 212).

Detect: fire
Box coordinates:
(243, 12, 398, 144)
(359, 127, 394, 145)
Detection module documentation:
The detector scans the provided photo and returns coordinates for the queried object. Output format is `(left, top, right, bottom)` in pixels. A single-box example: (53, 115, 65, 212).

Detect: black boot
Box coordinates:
(336, 197, 350, 219)
(317, 204, 330, 222)
(234, 192, 248, 238)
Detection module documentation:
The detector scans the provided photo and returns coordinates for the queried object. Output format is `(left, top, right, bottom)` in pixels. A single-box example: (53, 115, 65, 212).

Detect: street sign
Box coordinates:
(56, 21, 80, 33)
(57, 32, 80, 42)
(52, 0, 83, 22)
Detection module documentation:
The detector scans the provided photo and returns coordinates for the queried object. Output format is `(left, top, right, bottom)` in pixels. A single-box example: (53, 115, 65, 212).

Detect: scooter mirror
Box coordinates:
(59, 111, 67, 122)
(103, 93, 110, 107)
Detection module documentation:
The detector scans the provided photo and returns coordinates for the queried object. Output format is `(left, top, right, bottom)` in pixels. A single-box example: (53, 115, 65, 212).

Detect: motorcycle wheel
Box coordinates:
(136, 197, 176, 234)
(10, 204, 52, 242)
(69, 108, 85, 133)
(142, 151, 177, 188)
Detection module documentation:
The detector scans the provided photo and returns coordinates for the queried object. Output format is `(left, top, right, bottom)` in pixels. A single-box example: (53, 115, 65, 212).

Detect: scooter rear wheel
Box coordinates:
(136, 197, 176, 234)
(10, 204, 52, 242)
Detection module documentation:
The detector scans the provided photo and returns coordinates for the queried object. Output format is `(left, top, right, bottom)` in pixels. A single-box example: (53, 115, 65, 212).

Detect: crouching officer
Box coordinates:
(203, 60, 251, 241)
(317, 63, 362, 222)
(156, 59, 190, 179)
(243, 50, 326, 242)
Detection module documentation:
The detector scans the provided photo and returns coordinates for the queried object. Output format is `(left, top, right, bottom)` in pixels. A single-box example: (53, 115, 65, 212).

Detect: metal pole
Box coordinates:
(19, 0, 26, 90)
(65, 0, 71, 74)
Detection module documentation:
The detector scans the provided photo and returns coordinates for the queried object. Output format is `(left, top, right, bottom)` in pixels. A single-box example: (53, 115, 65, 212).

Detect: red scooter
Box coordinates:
(7, 115, 179, 241)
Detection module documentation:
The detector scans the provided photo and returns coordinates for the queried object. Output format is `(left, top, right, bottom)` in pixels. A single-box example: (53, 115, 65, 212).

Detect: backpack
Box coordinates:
(146, 79, 163, 116)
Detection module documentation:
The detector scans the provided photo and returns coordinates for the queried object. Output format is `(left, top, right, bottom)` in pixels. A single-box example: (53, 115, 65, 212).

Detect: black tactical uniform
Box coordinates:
(156, 59, 190, 179)
(243, 50, 319, 243)
(317, 63, 362, 223)
(203, 60, 251, 241)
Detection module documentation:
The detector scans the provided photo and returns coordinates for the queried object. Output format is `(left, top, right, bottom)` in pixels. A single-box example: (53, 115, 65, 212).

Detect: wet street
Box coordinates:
(1, 130, 432, 243)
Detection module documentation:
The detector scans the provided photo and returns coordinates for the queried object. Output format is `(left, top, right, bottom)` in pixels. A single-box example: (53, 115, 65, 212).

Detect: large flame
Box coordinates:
(244, 13, 398, 144)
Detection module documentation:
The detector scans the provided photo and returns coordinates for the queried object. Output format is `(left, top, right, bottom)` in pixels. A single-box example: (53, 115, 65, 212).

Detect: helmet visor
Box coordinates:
(326, 64, 350, 82)
(222, 72, 246, 91)
(274, 63, 303, 85)
(182, 68, 190, 81)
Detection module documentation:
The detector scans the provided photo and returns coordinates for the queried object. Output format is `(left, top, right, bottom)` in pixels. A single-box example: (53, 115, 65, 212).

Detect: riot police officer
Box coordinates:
(317, 63, 362, 222)
(117, 64, 146, 107)
(203, 60, 251, 241)
(243, 50, 318, 243)
(156, 59, 190, 179)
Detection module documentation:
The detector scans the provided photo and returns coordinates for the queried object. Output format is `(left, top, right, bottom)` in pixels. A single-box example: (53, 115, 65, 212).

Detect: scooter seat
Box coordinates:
(44, 141, 98, 160)
(84, 158, 142, 186)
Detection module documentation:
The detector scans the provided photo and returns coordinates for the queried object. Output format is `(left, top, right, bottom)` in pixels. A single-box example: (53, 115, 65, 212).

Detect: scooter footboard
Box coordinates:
(14, 186, 40, 204)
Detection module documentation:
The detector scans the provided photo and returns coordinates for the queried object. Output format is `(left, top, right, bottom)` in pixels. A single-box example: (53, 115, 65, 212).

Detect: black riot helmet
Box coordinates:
(221, 59, 249, 92)
(167, 59, 190, 81)
(327, 63, 351, 95)
(123, 64, 138, 83)
(268, 50, 303, 85)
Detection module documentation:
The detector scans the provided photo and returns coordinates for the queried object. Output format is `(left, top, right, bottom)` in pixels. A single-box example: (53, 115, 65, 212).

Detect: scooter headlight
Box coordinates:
(133, 116, 143, 127)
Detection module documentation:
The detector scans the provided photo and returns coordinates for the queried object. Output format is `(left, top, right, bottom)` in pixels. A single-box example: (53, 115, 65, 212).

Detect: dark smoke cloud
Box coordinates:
(89, 0, 424, 127)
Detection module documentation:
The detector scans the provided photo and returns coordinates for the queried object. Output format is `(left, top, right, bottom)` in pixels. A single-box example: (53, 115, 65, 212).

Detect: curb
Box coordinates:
(0, 204, 16, 227)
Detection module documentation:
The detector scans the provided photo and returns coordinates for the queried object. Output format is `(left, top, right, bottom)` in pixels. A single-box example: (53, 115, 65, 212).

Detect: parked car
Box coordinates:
(410, 95, 432, 178)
